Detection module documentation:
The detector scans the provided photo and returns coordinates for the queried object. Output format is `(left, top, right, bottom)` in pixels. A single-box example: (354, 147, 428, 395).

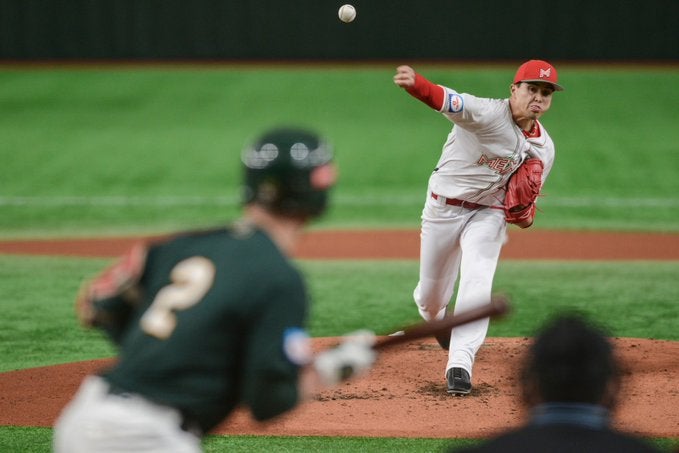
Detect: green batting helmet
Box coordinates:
(242, 127, 336, 219)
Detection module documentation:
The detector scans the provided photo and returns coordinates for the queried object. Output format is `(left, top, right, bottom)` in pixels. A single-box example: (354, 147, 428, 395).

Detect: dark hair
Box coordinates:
(521, 312, 620, 406)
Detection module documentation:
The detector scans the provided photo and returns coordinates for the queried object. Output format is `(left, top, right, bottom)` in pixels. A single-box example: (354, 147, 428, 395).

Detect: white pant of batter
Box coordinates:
(414, 191, 507, 379)
(53, 375, 202, 453)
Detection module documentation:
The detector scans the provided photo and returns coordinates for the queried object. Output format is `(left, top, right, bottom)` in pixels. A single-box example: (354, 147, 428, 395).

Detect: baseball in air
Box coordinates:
(338, 4, 356, 23)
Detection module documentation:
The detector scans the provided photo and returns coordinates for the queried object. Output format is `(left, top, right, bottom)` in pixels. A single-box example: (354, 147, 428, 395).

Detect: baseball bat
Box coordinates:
(373, 294, 511, 350)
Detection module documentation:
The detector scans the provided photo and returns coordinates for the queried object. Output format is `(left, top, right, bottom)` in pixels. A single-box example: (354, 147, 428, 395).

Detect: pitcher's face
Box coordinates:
(510, 82, 554, 120)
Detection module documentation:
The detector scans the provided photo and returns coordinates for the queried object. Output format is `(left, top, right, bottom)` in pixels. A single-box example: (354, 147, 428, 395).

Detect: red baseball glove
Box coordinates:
(504, 158, 544, 228)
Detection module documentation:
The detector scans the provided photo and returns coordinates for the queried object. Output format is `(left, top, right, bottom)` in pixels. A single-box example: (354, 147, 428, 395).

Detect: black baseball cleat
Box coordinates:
(433, 308, 451, 350)
(446, 367, 472, 395)
(434, 327, 451, 350)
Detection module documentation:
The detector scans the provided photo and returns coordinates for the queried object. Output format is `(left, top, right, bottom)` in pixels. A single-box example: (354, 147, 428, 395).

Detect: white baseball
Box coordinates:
(338, 4, 356, 23)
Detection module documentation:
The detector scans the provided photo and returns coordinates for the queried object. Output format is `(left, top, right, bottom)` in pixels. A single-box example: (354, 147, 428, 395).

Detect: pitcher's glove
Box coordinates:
(504, 158, 544, 228)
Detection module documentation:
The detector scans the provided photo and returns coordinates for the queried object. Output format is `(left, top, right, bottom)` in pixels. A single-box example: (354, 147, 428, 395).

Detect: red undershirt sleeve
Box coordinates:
(405, 73, 446, 111)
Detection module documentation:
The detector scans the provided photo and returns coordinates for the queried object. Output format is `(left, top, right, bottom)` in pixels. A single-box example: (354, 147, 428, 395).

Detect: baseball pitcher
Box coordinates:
(393, 60, 563, 395)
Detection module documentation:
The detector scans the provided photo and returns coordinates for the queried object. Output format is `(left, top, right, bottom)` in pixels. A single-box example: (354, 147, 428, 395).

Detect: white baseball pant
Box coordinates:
(53, 375, 202, 453)
(413, 191, 507, 377)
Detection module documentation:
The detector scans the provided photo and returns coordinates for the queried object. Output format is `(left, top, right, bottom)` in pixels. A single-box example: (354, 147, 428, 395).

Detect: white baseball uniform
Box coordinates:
(413, 85, 555, 378)
(54, 376, 202, 453)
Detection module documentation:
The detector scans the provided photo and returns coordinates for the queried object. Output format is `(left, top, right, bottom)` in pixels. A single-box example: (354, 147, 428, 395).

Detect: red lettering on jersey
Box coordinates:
(477, 154, 519, 175)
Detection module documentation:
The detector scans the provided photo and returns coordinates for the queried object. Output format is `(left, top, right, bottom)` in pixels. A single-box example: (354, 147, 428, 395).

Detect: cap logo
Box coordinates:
(539, 68, 552, 79)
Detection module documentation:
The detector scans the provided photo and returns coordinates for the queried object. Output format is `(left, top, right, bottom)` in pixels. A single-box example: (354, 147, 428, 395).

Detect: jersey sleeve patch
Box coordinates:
(283, 328, 313, 366)
(447, 93, 464, 113)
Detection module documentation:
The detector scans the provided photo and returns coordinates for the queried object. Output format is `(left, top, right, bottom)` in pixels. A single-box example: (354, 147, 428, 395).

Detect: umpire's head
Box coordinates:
(521, 312, 620, 408)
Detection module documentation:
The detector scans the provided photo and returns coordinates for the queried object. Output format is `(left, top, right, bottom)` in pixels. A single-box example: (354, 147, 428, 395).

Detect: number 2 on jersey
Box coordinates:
(140, 256, 216, 339)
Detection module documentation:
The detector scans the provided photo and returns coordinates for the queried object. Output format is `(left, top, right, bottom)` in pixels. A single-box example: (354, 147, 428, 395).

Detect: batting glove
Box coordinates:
(313, 329, 377, 386)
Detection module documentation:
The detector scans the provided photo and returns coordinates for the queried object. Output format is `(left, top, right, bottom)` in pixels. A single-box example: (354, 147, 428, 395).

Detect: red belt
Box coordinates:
(431, 193, 487, 210)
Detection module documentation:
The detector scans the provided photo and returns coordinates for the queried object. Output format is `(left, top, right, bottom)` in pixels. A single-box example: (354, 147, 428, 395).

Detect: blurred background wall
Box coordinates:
(1, 0, 677, 61)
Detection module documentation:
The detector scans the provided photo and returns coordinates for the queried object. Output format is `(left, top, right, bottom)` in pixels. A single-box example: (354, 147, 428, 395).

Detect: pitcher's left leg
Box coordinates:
(446, 209, 506, 382)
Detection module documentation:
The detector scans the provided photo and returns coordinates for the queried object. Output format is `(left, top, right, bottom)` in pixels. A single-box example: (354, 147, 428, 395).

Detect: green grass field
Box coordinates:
(1, 64, 678, 236)
(1, 64, 678, 451)
(2, 256, 678, 374)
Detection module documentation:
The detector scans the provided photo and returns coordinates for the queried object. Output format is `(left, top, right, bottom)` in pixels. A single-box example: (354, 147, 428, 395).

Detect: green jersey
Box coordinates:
(93, 223, 309, 433)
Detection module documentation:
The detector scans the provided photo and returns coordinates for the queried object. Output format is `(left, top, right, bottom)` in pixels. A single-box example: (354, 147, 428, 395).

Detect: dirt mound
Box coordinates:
(1, 337, 677, 438)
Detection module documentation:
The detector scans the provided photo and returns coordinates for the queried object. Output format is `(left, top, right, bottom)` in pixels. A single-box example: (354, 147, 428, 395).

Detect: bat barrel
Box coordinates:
(373, 295, 510, 350)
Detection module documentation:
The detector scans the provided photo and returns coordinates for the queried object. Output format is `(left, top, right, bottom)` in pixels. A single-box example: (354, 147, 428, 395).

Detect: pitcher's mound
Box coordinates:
(1, 337, 676, 439)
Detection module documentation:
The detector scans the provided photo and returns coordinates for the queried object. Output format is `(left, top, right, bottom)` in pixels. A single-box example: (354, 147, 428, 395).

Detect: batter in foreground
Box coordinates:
(393, 60, 563, 395)
(53, 128, 377, 452)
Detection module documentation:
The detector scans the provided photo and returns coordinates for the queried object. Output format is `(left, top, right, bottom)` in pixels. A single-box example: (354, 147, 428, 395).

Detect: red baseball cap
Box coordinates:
(513, 60, 564, 91)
